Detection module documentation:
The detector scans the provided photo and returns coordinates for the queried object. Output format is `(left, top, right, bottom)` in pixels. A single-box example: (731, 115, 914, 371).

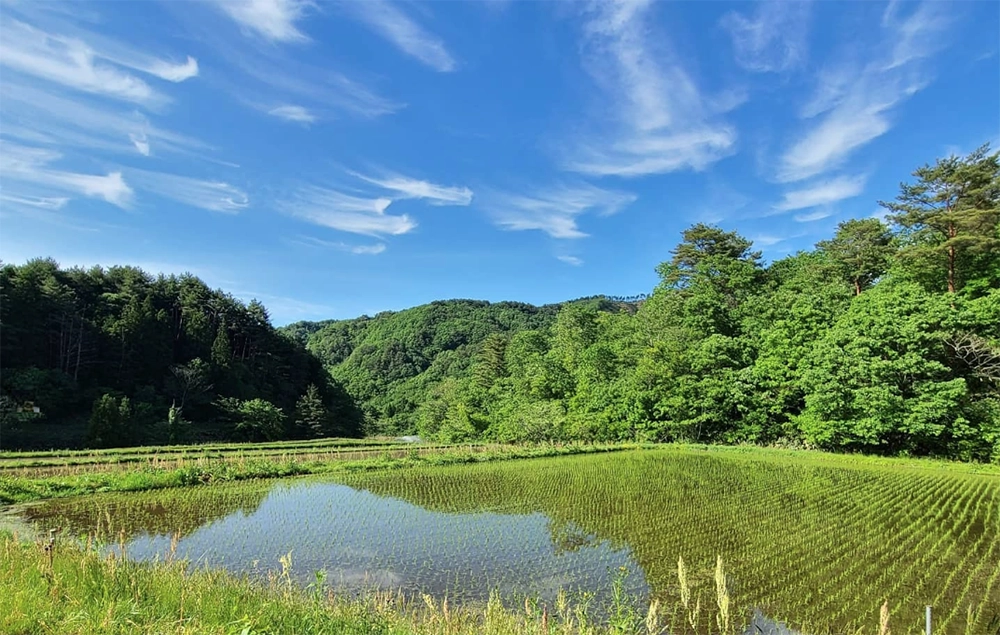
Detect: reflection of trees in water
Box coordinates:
(23, 482, 272, 541)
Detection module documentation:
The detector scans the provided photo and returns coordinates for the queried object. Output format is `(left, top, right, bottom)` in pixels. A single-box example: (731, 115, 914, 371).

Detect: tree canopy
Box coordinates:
(0, 262, 361, 448)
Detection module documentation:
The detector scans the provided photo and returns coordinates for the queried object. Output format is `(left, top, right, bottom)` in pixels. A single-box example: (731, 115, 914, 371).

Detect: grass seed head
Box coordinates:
(879, 600, 890, 635)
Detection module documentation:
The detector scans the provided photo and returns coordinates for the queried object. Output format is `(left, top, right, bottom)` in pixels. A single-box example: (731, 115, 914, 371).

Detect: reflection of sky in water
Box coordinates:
(121, 481, 648, 608)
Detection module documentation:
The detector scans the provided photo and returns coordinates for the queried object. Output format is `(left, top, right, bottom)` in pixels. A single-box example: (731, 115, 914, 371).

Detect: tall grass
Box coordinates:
(0, 530, 705, 635)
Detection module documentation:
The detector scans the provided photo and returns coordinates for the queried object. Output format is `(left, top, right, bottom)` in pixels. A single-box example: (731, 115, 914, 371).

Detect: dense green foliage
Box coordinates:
(0, 262, 361, 449)
(3, 146, 998, 460)
(282, 297, 634, 435)
(282, 146, 1000, 461)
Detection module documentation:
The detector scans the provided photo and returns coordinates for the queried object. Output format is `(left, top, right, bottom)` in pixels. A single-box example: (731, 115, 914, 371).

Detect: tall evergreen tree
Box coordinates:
(294, 384, 330, 438)
(211, 320, 232, 368)
(881, 144, 1000, 294)
(472, 333, 508, 390)
(817, 218, 895, 295)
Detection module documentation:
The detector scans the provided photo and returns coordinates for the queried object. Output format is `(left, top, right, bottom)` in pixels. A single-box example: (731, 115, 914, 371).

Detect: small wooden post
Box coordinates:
(926, 605, 932, 635)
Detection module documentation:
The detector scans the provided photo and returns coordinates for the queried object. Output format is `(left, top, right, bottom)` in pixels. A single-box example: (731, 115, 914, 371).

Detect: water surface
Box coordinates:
(25, 477, 648, 609)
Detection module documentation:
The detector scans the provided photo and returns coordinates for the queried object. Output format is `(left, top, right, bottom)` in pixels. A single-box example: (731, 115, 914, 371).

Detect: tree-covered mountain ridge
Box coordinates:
(2, 145, 999, 460)
(279, 296, 644, 435)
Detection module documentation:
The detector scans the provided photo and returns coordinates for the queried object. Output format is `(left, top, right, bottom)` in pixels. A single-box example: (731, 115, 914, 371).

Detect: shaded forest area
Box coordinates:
(0, 264, 362, 449)
(2, 146, 999, 460)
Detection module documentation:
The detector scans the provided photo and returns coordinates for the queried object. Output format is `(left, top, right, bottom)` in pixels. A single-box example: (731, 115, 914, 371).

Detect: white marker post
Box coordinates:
(926, 605, 932, 635)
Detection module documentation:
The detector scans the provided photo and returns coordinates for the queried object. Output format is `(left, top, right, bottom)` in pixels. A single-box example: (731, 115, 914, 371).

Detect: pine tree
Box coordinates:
(211, 319, 232, 368)
(118, 396, 135, 446)
(87, 394, 120, 448)
(881, 144, 1000, 293)
(294, 384, 329, 438)
(817, 218, 894, 295)
(472, 333, 507, 389)
(88, 394, 135, 448)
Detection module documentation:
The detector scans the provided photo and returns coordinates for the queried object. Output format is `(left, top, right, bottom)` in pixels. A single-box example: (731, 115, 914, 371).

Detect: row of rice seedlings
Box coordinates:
(780, 476, 989, 629)
(846, 476, 993, 621)
(882, 476, 998, 633)
(934, 484, 1000, 633)
(968, 542, 1000, 634)
(807, 474, 960, 627)
(801, 473, 977, 620)
(734, 467, 943, 619)
(708, 463, 952, 625)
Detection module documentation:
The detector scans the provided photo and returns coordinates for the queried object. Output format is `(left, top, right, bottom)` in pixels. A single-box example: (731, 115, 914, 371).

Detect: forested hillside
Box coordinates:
(282, 297, 640, 434)
(2, 146, 998, 460)
(288, 145, 1000, 461)
(0, 263, 361, 449)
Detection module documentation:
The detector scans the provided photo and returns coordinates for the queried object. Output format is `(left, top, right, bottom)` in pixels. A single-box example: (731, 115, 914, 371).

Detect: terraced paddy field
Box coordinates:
(13, 447, 1000, 634)
(0, 437, 455, 478)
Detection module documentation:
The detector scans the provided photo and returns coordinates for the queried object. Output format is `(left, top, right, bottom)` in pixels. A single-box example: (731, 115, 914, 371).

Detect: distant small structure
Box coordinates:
(18, 401, 41, 415)
(397, 435, 422, 443)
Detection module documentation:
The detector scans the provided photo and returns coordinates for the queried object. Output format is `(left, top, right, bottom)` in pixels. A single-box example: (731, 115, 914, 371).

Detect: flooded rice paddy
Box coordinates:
(20, 448, 1000, 634)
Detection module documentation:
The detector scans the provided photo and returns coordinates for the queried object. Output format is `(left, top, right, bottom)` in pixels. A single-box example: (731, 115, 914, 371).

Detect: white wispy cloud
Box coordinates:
(130, 132, 150, 156)
(557, 255, 584, 266)
(485, 183, 636, 239)
(125, 169, 249, 213)
(213, 0, 313, 43)
(0, 18, 197, 107)
(142, 56, 199, 82)
(351, 171, 473, 205)
(778, 1, 950, 182)
(881, 0, 953, 70)
(292, 235, 388, 255)
(280, 186, 414, 237)
(695, 180, 751, 223)
(720, 1, 810, 73)
(222, 47, 402, 120)
(176, 0, 400, 121)
(563, 0, 737, 177)
(351, 243, 387, 255)
(342, 0, 456, 72)
(793, 209, 835, 222)
(229, 290, 337, 324)
(0, 193, 70, 211)
(0, 141, 134, 208)
(750, 234, 789, 247)
(268, 104, 317, 123)
(775, 174, 867, 211)
(0, 81, 209, 158)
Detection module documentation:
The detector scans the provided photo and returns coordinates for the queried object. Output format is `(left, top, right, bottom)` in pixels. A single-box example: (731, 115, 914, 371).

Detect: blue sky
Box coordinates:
(1, 0, 997, 325)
